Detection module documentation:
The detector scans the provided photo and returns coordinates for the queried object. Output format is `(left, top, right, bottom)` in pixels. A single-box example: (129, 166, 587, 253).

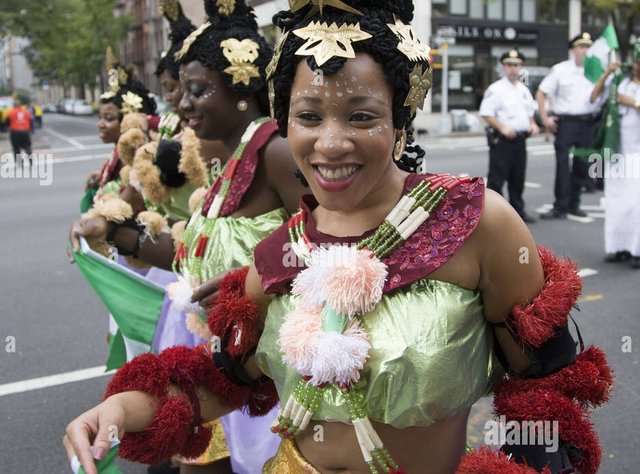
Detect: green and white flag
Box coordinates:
(73, 238, 165, 370)
(584, 22, 619, 83)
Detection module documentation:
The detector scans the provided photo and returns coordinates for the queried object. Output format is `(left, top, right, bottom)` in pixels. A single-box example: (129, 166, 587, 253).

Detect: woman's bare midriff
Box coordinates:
(295, 409, 471, 474)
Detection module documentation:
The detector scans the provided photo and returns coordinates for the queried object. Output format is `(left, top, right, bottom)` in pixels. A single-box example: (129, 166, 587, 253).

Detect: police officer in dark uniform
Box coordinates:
(537, 32, 602, 219)
(480, 49, 539, 223)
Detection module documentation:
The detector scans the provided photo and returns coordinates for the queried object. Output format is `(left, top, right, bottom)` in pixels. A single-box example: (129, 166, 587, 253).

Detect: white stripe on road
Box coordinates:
(34, 143, 112, 155)
(0, 366, 114, 397)
(44, 128, 86, 149)
(52, 154, 108, 164)
(578, 268, 599, 278)
(524, 181, 542, 188)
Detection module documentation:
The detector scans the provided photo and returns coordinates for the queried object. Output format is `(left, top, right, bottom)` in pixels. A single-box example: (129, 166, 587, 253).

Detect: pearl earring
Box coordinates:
(237, 100, 248, 112)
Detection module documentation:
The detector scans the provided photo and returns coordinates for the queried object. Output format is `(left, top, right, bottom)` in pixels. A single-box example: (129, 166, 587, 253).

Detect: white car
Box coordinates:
(71, 99, 94, 116)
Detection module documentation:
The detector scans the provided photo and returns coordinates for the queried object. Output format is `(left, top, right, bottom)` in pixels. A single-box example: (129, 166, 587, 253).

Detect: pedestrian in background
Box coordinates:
(6, 97, 33, 165)
(537, 32, 602, 219)
(591, 43, 640, 268)
(480, 49, 539, 223)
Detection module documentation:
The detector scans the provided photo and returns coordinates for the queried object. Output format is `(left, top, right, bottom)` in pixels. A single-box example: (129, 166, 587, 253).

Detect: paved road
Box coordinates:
(0, 114, 637, 473)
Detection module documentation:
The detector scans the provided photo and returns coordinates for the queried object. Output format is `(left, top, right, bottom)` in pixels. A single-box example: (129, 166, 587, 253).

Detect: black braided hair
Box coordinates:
(177, 0, 272, 115)
(271, 0, 429, 172)
(156, 139, 187, 187)
(100, 64, 157, 117)
(156, 2, 196, 80)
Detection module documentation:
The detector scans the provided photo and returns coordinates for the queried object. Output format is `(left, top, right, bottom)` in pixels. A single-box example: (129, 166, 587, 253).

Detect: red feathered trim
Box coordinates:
(494, 386, 601, 474)
(496, 346, 613, 408)
(104, 353, 170, 400)
(194, 343, 253, 409)
(207, 267, 261, 356)
(103, 344, 253, 464)
(510, 247, 582, 348)
(245, 379, 279, 417)
(456, 447, 551, 474)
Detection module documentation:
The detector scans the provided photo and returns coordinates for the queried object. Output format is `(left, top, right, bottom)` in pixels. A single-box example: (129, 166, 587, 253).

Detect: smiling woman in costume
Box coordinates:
(69, 1, 306, 473)
(65, 1, 612, 474)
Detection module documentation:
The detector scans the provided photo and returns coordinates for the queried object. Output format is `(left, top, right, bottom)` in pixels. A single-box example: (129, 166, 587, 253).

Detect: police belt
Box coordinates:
(554, 113, 600, 123)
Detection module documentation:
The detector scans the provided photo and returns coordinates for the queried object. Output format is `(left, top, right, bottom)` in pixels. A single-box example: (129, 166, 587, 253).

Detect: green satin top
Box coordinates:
(157, 183, 200, 222)
(256, 278, 502, 428)
(181, 207, 288, 281)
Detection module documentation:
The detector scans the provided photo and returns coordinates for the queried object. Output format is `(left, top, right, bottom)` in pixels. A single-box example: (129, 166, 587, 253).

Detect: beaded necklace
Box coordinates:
(172, 117, 270, 280)
(158, 111, 181, 140)
(274, 174, 465, 474)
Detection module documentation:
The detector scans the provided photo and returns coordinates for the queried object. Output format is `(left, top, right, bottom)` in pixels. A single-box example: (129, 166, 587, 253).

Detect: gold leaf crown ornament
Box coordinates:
(387, 15, 430, 62)
(293, 21, 372, 66)
(404, 64, 432, 116)
(159, 0, 179, 21)
(266, 31, 290, 119)
(174, 21, 212, 61)
(120, 91, 144, 115)
(288, 0, 363, 17)
(216, 0, 235, 16)
(220, 38, 261, 86)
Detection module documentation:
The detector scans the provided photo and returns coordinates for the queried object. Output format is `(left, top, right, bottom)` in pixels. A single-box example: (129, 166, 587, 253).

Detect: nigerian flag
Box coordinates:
(73, 238, 165, 370)
(584, 22, 619, 83)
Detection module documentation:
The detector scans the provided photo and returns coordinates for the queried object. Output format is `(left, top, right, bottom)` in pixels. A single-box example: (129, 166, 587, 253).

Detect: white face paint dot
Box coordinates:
(346, 88, 354, 94)
(336, 92, 343, 97)
(368, 130, 374, 136)
(325, 91, 331, 97)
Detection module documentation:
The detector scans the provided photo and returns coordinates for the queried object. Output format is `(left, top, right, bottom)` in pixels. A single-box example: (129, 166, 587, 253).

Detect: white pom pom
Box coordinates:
(166, 276, 202, 313)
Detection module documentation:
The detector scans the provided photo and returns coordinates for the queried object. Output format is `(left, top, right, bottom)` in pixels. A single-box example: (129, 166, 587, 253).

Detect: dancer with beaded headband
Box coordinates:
(66, 1, 612, 473)
(70, 1, 306, 473)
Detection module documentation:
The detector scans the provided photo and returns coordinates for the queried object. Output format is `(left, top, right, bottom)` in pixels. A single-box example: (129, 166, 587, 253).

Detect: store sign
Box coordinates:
(437, 25, 538, 42)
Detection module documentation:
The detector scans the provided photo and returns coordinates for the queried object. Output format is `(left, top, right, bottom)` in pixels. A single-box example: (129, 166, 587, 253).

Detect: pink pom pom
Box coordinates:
(185, 313, 212, 340)
(279, 309, 322, 376)
(324, 248, 387, 316)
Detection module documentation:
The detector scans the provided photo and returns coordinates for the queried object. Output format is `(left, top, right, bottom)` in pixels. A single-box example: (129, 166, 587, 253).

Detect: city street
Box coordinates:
(0, 113, 638, 473)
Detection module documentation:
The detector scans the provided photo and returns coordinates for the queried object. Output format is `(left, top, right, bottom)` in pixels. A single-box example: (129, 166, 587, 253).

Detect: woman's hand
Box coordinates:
(69, 217, 110, 252)
(64, 397, 126, 474)
(191, 269, 234, 309)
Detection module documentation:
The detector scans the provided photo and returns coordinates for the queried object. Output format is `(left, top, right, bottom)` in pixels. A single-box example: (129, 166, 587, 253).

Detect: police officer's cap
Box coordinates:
(569, 32, 593, 48)
(500, 49, 525, 65)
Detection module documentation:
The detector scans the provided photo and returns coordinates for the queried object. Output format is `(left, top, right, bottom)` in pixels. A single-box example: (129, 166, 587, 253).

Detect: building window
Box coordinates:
(505, 0, 520, 21)
(522, 0, 536, 22)
(450, 0, 467, 15)
(469, 1, 484, 19)
(487, 0, 503, 20)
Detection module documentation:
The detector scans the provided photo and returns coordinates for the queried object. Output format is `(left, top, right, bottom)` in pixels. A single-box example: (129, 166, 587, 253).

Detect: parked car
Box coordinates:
(58, 98, 74, 114)
(0, 96, 13, 131)
(42, 103, 57, 113)
(71, 99, 94, 116)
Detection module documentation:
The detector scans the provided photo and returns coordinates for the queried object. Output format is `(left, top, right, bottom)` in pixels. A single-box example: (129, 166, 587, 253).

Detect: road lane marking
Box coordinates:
(52, 154, 108, 164)
(578, 268, 599, 278)
(524, 181, 542, 188)
(44, 127, 86, 149)
(34, 143, 111, 155)
(580, 294, 604, 303)
(0, 366, 113, 397)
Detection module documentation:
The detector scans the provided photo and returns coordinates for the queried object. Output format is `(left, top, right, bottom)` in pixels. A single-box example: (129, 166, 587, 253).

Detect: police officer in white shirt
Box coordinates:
(480, 49, 539, 223)
(537, 32, 600, 219)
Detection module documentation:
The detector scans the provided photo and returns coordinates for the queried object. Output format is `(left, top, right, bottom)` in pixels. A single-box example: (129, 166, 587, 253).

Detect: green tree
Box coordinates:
(1, 0, 130, 99)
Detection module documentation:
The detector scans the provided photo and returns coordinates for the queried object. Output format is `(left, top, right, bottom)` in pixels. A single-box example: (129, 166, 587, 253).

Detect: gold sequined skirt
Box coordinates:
(262, 438, 320, 473)
(180, 419, 230, 465)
